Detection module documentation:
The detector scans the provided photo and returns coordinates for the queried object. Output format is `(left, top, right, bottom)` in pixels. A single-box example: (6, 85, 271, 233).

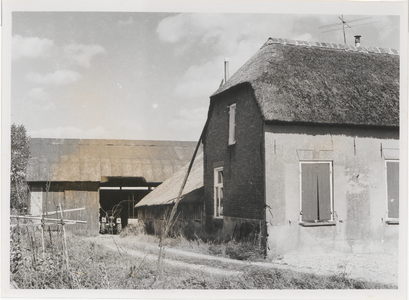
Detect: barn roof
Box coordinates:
(135, 151, 203, 207)
(213, 38, 400, 127)
(26, 138, 197, 183)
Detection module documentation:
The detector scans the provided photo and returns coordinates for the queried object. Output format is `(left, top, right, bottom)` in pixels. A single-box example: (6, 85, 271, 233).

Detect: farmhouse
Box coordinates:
(26, 138, 196, 235)
(138, 37, 400, 257)
(203, 37, 400, 256)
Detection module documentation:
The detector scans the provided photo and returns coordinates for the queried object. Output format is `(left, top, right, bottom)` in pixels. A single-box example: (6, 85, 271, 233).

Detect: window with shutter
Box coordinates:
(386, 160, 399, 221)
(228, 104, 236, 145)
(300, 162, 333, 224)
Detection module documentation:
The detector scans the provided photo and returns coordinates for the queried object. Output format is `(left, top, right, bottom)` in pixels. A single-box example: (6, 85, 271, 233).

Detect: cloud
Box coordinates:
(156, 14, 275, 55)
(152, 103, 159, 109)
(63, 43, 106, 68)
(116, 119, 144, 136)
(157, 13, 295, 99)
(27, 87, 49, 101)
(41, 102, 56, 112)
(26, 88, 56, 111)
(156, 14, 191, 43)
(26, 70, 82, 85)
(169, 107, 208, 131)
(174, 39, 263, 100)
(12, 35, 54, 61)
(175, 60, 223, 99)
(156, 14, 233, 54)
(118, 17, 134, 26)
(29, 126, 110, 139)
(293, 33, 313, 41)
(29, 119, 147, 140)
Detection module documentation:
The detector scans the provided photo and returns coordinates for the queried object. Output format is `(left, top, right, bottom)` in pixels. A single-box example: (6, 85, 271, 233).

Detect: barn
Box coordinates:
(25, 138, 197, 235)
(202, 37, 400, 257)
(135, 151, 204, 237)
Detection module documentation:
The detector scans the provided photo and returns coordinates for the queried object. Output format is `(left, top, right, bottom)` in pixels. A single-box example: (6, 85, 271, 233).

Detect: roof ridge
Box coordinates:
(29, 137, 196, 144)
(262, 37, 399, 56)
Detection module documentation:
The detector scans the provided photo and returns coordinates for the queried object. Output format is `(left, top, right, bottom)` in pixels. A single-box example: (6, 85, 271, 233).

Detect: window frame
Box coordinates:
(214, 167, 224, 219)
(385, 159, 399, 224)
(228, 103, 236, 145)
(299, 161, 335, 226)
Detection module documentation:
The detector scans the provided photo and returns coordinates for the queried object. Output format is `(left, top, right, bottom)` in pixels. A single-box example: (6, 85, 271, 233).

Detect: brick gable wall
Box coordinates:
(203, 85, 265, 228)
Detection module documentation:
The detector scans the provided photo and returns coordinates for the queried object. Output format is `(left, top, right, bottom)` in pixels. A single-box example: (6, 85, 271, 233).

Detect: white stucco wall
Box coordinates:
(264, 125, 399, 256)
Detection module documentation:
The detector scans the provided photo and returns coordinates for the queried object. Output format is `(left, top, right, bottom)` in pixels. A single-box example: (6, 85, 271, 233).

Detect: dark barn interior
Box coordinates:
(99, 177, 159, 229)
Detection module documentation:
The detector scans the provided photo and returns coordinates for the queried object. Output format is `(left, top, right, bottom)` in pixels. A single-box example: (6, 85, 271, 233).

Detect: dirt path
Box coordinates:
(273, 252, 398, 286)
(87, 236, 242, 277)
(87, 235, 398, 286)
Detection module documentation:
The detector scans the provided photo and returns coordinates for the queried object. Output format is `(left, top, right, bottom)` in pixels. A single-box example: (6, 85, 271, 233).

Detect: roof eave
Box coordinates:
(263, 119, 400, 130)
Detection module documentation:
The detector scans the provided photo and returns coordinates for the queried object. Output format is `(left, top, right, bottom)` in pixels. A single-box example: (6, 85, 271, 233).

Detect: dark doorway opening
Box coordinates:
(99, 177, 159, 233)
(99, 188, 151, 229)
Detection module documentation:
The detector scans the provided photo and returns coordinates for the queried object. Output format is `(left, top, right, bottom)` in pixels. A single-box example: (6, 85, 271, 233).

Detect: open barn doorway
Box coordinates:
(99, 176, 158, 234)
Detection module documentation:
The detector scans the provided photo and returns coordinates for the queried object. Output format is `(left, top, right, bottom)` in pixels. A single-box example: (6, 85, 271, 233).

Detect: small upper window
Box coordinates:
(228, 104, 236, 145)
(386, 160, 399, 221)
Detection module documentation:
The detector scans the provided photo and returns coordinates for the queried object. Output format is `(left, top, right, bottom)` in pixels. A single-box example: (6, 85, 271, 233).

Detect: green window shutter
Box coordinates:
(301, 164, 318, 221)
(387, 161, 399, 218)
(317, 163, 331, 221)
(302, 163, 331, 222)
(228, 104, 236, 145)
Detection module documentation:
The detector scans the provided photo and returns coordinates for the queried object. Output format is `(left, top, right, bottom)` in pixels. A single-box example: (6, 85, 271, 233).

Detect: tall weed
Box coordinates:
(119, 222, 146, 237)
(10, 224, 396, 290)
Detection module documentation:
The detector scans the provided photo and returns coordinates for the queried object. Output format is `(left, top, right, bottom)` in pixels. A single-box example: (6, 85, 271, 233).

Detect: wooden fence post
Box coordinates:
(59, 202, 69, 270)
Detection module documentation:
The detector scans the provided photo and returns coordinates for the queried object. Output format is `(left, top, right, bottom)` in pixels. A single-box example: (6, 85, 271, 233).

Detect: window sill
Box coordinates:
(299, 221, 336, 227)
(385, 219, 399, 225)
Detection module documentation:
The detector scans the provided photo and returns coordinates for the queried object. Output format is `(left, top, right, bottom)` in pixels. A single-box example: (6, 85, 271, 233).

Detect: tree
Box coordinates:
(11, 124, 30, 213)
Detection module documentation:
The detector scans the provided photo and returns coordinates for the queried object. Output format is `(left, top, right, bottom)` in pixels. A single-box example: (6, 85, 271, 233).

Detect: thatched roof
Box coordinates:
(213, 38, 399, 127)
(26, 138, 197, 183)
(135, 152, 203, 207)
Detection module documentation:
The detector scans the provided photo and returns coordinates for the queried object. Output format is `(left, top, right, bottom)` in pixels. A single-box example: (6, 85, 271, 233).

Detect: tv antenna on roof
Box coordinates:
(319, 15, 380, 45)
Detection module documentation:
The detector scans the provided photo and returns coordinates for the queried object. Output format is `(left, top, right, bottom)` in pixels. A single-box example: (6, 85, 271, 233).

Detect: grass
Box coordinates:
(137, 230, 266, 262)
(11, 224, 397, 289)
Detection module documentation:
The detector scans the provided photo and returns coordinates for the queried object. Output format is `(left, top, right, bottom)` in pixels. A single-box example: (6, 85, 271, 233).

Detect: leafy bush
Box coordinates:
(225, 240, 264, 261)
(119, 222, 146, 237)
(10, 124, 30, 213)
(208, 243, 225, 256)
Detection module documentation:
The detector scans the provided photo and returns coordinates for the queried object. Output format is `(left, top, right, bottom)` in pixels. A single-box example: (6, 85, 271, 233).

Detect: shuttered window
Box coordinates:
(386, 161, 399, 219)
(228, 104, 236, 145)
(301, 162, 332, 222)
(214, 167, 224, 218)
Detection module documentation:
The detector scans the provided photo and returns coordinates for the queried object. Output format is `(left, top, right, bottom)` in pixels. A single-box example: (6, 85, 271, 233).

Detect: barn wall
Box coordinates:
(136, 203, 204, 238)
(264, 124, 400, 256)
(203, 85, 265, 237)
(28, 182, 100, 236)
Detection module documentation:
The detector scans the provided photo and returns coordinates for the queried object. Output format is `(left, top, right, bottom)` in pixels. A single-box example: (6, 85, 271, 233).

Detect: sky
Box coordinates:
(10, 10, 400, 142)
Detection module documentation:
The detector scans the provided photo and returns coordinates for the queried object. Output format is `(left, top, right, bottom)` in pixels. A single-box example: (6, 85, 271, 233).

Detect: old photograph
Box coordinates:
(2, 0, 407, 299)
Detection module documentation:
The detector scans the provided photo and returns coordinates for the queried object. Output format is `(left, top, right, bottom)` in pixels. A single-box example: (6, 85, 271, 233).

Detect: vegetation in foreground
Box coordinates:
(10, 224, 397, 289)
(119, 223, 266, 262)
